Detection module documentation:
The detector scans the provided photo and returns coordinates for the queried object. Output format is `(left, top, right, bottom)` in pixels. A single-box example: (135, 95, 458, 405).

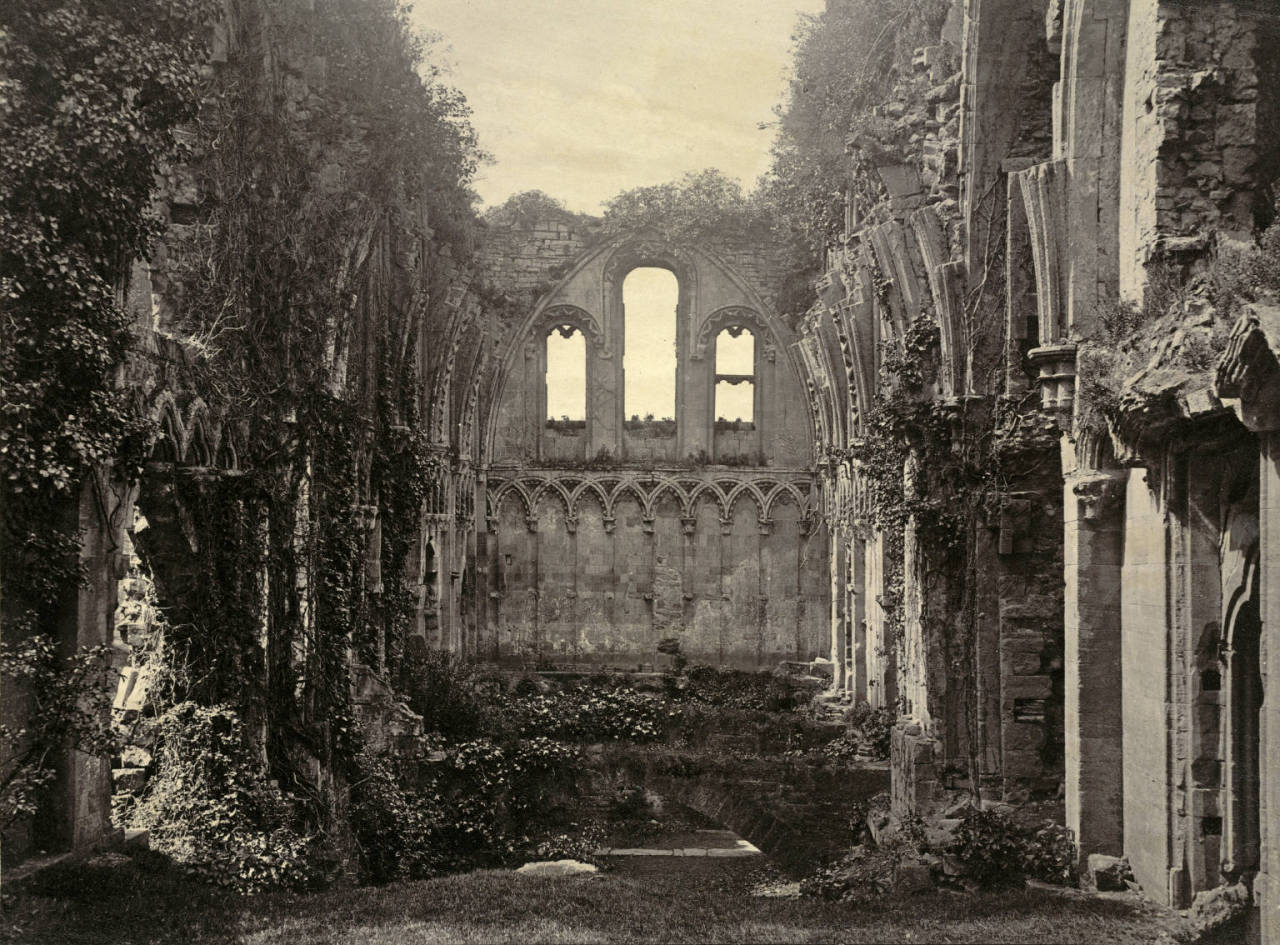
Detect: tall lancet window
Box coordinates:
(715, 326, 755, 427)
(545, 325, 586, 425)
(623, 268, 677, 424)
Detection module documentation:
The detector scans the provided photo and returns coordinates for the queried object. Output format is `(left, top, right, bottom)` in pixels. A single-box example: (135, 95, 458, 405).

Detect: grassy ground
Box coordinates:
(2, 849, 1179, 945)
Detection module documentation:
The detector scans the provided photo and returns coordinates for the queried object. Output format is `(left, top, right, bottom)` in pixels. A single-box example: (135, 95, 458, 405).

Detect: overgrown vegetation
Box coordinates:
(1077, 211, 1280, 442)
(0, 640, 117, 832)
(757, 0, 953, 256)
(801, 805, 1076, 901)
(1, 0, 494, 888)
(123, 703, 325, 893)
(0, 0, 213, 845)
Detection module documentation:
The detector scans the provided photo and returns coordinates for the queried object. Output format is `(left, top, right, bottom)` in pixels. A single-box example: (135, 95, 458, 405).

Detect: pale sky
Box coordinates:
(414, 0, 825, 214)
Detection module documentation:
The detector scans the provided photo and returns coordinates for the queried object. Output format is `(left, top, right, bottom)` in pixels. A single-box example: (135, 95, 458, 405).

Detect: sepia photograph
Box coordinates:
(1, 0, 1278, 942)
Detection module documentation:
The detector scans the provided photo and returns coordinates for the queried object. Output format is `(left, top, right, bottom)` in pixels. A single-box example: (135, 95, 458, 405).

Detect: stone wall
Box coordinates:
(482, 469, 825, 669)
(476, 224, 825, 670)
(1119, 1, 1268, 303)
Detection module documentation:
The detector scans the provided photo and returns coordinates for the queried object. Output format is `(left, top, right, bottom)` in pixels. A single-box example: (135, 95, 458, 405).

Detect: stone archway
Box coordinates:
(1223, 547, 1262, 884)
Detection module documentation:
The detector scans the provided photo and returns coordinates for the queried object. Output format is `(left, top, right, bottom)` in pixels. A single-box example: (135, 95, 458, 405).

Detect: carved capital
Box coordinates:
(1027, 343, 1077, 414)
(1071, 473, 1124, 522)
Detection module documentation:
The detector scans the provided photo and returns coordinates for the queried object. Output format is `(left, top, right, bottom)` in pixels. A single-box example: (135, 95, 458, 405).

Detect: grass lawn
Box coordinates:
(2, 850, 1176, 945)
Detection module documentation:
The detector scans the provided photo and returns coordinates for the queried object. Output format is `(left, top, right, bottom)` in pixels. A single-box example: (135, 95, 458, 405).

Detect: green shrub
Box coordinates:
(944, 808, 1030, 890)
(846, 702, 894, 760)
(0, 636, 118, 831)
(350, 732, 585, 881)
(512, 684, 671, 742)
(348, 748, 444, 883)
(678, 664, 803, 712)
(402, 649, 509, 738)
(608, 783, 653, 821)
(1022, 821, 1077, 886)
(128, 703, 323, 893)
(526, 821, 607, 864)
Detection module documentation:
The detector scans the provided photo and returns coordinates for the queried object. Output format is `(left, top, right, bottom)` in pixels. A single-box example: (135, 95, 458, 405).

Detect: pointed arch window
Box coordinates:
(545, 324, 586, 431)
(623, 268, 677, 427)
(714, 326, 755, 429)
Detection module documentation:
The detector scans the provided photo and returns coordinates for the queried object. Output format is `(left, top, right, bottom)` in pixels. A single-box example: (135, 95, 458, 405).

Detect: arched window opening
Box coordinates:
(715, 326, 755, 428)
(545, 325, 586, 428)
(153, 412, 179, 463)
(623, 268, 677, 427)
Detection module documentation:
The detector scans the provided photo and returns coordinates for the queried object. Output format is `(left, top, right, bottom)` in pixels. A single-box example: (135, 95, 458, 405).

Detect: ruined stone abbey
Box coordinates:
(5, 0, 1280, 941)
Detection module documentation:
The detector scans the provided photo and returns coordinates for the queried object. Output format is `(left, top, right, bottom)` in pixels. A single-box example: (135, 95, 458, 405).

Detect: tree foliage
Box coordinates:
(757, 0, 951, 255)
(482, 190, 594, 231)
(0, 0, 212, 574)
(601, 169, 762, 242)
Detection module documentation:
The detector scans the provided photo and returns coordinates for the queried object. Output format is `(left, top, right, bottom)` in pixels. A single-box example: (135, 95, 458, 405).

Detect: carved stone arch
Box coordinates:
(723, 481, 768, 524)
(610, 479, 653, 520)
(570, 480, 609, 521)
(648, 479, 691, 518)
(909, 208, 968, 399)
(1012, 163, 1066, 347)
(865, 223, 914, 341)
(837, 265, 878, 438)
(1221, 541, 1262, 878)
(532, 479, 576, 532)
(215, 435, 238, 471)
(150, 392, 182, 463)
(798, 325, 840, 450)
(459, 371, 483, 463)
(182, 398, 214, 466)
(692, 306, 772, 362)
(483, 489, 497, 532)
(685, 480, 729, 523)
(763, 481, 806, 521)
(430, 301, 471, 447)
(492, 480, 534, 525)
(539, 304, 609, 356)
(602, 237, 698, 298)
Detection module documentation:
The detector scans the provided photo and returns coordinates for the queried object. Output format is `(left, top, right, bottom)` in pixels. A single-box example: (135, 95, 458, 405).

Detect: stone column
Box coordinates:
(60, 476, 133, 853)
(829, 531, 847, 692)
(849, 535, 867, 702)
(1258, 432, 1280, 945)
(1062, 449, 1127, 863)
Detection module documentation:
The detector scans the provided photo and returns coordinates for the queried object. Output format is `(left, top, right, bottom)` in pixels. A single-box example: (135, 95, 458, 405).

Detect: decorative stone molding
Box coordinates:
(1012, 161, 1066, 345)
(1216, 303, 1280, 433)
(539, 304, 611, 358)
(691, 305, 770, 361)
(486, 468, 815, 534)
(1070, 473, 1124, 522)
(1027, 342, 1076, 413)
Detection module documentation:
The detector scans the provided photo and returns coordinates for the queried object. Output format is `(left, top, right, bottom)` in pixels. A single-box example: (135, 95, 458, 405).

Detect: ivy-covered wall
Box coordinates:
(1, 0, 496, 866)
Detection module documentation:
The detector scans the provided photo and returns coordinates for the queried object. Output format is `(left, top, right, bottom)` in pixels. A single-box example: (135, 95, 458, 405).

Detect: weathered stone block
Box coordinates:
(1087, 853, 1130, 891)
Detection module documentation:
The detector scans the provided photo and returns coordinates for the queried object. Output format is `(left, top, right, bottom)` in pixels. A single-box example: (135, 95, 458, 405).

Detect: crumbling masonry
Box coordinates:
(807, 0, 1279, 938)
